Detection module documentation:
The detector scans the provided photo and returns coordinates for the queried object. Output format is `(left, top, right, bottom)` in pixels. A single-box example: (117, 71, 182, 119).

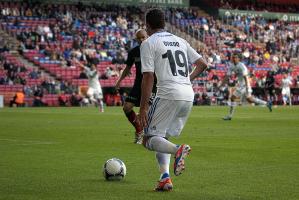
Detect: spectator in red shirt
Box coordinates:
(58, 91, 68, 106)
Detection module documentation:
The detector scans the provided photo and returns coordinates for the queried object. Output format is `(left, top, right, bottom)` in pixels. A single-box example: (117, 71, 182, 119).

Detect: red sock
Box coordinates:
(125, 110, 142, 133)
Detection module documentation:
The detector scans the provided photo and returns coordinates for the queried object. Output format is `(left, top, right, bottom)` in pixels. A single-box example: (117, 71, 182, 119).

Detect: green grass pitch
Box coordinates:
(0, 106, 298, 200)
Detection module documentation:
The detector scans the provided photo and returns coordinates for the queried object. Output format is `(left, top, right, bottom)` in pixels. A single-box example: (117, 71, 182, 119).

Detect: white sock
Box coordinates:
(252, 97, 267, 105)
(156, 152, 171, 176)
(99, 100, 104, 110)
(228, 101, 236, 117)
(89, 96, 97, 104)
(146, 136, 178, 155)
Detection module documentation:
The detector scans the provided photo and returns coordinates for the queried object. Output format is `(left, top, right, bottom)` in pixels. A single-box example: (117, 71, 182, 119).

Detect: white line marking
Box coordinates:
(0, 138, 58, 145)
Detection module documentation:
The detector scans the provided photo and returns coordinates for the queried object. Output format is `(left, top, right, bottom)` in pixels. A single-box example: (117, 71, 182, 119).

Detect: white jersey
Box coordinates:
(281, 77, 292, 89)
(84, 67, 101, 90)
(141, 31, 201, 101)
(227, 62, 248, 87)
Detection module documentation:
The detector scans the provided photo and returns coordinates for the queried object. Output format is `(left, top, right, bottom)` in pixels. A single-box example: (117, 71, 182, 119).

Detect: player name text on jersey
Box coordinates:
(163, 41, 180, 47)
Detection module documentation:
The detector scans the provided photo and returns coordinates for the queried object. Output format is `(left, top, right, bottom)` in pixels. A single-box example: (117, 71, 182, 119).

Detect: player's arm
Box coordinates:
(115, 65, 131, 89)
(190, 58, 208, 81)
(73, 59, 86, 71)
(139, 72, 154, 128)
(186, 42, 208, 81)
(139, 40, 154, 129)
(115, 50, 134, 89)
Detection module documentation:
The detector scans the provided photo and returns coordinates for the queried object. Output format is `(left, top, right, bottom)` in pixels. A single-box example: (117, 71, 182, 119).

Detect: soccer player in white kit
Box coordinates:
(281, 73, 292, 106)
(221, 53, 272, 120)
(76, 61, 104, 112)
(138, 8, 208, 191)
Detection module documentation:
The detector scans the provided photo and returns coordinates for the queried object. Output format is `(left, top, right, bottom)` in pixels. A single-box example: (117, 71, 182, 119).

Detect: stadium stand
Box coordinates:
(0, 1, 299, 106)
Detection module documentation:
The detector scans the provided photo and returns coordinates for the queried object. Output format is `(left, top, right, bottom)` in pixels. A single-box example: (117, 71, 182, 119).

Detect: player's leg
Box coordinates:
(143, 137, 176, 191)
(269, 87, 275, 103)
(124, 87, 143, 143)
(287, 89, 292, 106)
(281, 88, 288, 106)
(223, 94, 237, 120)
(143, 98, 180, 154)
(123, 101, 143, 143)
(142, 98, 177, 190)
(247, 95, 267, 105)
(123, 102, 138, 129)
(93, 88, 104, 112)
(87, 88, 97, 104)
(98, 98, 104, 112)
(98, 88, 104, 112)
(246, 88, 272, 112)
(166, 101, 193, 176)
(154, 152, 173, 191)
(143, 99, 192, 190)
(144, 135, 178, 154)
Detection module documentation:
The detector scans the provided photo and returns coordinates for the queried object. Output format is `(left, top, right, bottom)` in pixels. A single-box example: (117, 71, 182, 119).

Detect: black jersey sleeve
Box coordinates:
(125, 49, 135, 69)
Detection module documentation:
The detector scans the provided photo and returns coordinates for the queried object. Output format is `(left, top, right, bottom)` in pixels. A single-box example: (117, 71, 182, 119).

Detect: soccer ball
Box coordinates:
(103, 158, 126, 181)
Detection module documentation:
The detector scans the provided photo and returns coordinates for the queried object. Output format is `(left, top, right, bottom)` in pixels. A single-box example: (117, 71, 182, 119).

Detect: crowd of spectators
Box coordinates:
(1, 2, 299, 106)
(0, 2, 146, 106)
(219, 0, 299, 13)
(1, 2, 146, 67)
(168, 6, 299, 105)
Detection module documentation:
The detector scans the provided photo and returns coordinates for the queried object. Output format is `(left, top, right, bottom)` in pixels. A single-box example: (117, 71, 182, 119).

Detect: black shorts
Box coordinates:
(125, 85, 156, 106)
(125, 85, 141, 106)
(267, 87, 276, 96)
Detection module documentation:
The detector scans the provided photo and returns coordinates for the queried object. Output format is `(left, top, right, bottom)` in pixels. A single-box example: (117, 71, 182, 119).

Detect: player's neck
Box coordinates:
(151, 28, 165, 35)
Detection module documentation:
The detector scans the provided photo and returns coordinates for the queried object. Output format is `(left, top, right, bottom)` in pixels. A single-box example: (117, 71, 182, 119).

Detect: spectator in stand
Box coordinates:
(33, 86, 44, 107)
(58, 91, 68, 106)
(70, 92, 82, 106)
(121, 92, 127, 105)
(114, 91, 122, 106)
(201, 92, 211, 105)
(14, 74, 26, 85)
(23, 85, 32, 96)
(103, 66, 119, 79)
(0, 43, 9, 53)
(193, 93, 201, 105)
(210, 71, 220, 88)
(79, 70, 88, 79)
(0, 75, 7, 84)
(112, 50, 126, 65)
(29, 68, 40, 79)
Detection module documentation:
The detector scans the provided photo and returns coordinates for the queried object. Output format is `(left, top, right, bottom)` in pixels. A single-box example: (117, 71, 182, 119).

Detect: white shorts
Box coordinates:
(282, 88, 290, 96)
(145, 97, 193, 138)
(233, 85, 252, 98)
(87, 87, 103, 99)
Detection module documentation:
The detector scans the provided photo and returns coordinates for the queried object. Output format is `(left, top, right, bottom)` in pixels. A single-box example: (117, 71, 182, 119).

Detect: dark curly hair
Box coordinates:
(145, 8, 165, 30)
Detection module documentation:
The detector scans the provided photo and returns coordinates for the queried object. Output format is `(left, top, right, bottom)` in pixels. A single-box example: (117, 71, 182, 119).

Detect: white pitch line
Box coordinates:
(0, 138, 58, 145)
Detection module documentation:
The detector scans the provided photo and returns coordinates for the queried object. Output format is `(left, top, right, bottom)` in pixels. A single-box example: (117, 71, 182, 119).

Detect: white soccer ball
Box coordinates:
(103, 158, 126, 181)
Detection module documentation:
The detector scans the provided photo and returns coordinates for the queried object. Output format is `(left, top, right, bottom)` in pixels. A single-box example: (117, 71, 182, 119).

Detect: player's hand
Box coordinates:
(138, 109, 148, 129)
